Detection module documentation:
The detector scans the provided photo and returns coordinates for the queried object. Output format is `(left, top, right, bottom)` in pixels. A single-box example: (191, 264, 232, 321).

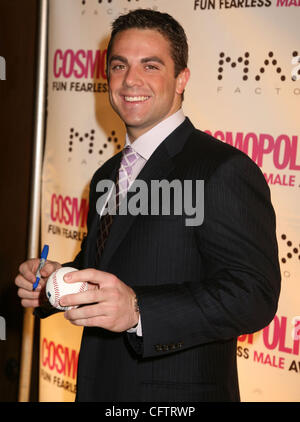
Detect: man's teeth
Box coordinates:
(124, 96, 149, 102)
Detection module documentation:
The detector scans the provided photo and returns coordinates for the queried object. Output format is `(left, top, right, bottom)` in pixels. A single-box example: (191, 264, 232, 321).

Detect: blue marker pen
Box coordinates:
(33, 245, 49, 291)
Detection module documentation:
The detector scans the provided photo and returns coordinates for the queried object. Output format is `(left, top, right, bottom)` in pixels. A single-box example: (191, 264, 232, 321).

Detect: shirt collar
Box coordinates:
(125, 108, 185, 160)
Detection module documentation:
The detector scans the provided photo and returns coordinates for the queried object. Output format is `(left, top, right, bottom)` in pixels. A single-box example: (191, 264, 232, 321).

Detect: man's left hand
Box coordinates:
(60, 269, 139, 332)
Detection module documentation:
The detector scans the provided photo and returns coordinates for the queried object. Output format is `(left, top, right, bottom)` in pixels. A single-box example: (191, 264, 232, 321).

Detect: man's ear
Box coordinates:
(176, 68, 190, 95)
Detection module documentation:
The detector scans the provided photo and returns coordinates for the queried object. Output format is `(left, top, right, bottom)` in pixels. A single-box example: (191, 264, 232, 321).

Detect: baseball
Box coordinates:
(46, 267, 88, 311)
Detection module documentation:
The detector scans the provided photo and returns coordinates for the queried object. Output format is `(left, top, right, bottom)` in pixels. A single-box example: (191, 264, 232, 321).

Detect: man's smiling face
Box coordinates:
(108, 28, 189, 141)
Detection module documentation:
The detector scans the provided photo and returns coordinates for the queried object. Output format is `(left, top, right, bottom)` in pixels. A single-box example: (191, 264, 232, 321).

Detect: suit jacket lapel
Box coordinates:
(96, 117, 195, 270)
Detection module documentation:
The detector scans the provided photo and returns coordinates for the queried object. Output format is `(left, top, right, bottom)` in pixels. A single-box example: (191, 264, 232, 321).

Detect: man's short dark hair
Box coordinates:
(106, 9, 189, 77)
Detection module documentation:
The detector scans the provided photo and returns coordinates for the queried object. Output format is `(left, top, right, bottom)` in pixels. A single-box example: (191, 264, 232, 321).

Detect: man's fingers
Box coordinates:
(15, 274, 39, 291)
(18, 259, 38, 283)
(60, 289, 101, 308)
(16, 259, 62, 310)
(21, 298, 40, 308)
(65, 303, 106, 321)
(63, 268, 114, 286)
(64, 304, 112, 329)
(40, 261, 60, 278)
(58, 269, 136, 332)
(67, 316, 110, 328)
(17, 288, 40, 300)
(17, 259, 60, 287)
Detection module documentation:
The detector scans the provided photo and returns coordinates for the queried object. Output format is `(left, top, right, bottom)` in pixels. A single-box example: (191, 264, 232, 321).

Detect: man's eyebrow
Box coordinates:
(141, 56, 165, 66)
(109, 55, 128, 64)
(109, 55, 165, 66)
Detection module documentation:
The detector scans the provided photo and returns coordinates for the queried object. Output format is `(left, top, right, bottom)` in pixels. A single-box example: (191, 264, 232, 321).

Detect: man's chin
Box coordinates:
(122, 116, 150, 130)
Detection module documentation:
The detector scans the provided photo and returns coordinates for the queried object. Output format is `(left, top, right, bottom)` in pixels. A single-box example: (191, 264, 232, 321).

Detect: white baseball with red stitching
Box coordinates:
(46, 267, 88, 311)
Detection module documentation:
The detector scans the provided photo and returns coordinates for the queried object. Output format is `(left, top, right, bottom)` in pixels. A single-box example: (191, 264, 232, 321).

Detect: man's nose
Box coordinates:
(123, 66, 143, 88)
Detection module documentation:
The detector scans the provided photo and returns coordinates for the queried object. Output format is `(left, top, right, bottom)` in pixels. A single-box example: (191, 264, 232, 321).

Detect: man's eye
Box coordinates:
(145, 64, 158, 70)
(111, 64, 125, 71)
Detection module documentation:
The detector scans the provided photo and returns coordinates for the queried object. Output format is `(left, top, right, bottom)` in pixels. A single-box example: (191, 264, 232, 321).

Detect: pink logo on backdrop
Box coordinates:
(48, 194, 88, 242)
(239, 315, 300, 355)
(238, 315, 300, 372)
(50, 194, 88, 228)
(205, 130, 300, 187)
(41, 337, 78, 393)
(276, 0, 300, 7)
(262, 315, 299, 354)
(53, 49, 107, 80)
(205, 130, 300, 170)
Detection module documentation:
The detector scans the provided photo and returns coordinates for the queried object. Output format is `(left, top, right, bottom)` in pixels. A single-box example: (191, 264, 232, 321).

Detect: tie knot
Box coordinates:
(120, 145, 140, 176)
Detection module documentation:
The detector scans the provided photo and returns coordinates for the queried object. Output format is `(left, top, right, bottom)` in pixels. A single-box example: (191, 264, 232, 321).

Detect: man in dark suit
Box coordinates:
(16, 9, 281, 401)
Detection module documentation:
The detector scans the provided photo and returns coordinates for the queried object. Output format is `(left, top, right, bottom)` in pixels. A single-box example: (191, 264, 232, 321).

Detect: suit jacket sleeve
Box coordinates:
(131, 153, 281, 358)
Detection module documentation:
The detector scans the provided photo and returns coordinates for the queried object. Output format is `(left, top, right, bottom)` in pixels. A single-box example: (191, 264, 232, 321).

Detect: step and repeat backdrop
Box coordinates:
(40, 0, 300, 401)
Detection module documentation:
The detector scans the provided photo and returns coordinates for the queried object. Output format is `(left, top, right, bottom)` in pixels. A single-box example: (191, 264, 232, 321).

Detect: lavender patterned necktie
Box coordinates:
(97, 145, 140, 258)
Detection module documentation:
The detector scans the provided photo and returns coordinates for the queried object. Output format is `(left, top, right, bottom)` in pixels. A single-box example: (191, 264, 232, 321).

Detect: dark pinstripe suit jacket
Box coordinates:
(43, 118, 281, 401)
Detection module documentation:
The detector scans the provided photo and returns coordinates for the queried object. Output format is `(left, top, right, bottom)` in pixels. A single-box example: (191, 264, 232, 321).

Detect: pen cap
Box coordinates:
(41, 245, 49, 260)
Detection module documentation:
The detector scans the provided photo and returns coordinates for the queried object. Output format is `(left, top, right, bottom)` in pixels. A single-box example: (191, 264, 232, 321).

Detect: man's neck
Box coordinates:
(126, 108, 183, 143)
(124, 108, 185, 161)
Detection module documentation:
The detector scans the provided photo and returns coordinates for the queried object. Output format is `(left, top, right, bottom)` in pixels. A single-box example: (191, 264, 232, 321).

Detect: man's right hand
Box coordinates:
(15, 259, 61, 308)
